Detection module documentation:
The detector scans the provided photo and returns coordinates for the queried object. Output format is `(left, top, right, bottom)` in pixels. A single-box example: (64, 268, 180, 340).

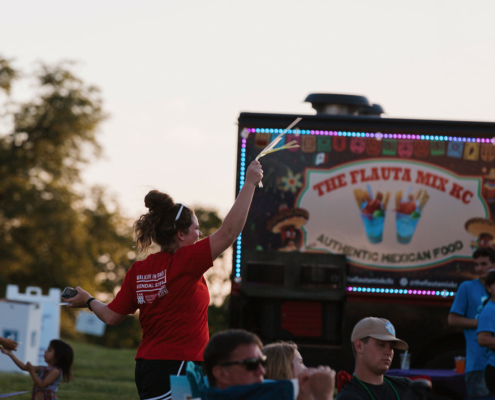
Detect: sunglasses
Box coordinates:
(220, 355, 267, 371)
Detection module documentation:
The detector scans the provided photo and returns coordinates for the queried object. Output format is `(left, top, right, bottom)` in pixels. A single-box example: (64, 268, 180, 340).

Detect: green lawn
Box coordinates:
(0, 340, 139, 399)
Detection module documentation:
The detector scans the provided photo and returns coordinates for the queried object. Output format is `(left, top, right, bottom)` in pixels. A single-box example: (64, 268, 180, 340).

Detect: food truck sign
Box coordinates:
(297, 159, 488, 269)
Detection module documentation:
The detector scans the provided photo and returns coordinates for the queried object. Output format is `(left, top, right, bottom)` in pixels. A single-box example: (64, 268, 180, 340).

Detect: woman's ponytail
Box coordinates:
(134, 190, 193, 253)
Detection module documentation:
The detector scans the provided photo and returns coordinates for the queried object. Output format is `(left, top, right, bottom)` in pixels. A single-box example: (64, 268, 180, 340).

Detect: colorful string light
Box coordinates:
(245, 128, 495, 143)
(235, 127, 493, 285)
(347, 286, 455, 297)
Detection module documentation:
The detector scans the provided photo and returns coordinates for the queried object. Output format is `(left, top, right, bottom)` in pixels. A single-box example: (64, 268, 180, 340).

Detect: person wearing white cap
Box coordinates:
(336, 317, 412, 400)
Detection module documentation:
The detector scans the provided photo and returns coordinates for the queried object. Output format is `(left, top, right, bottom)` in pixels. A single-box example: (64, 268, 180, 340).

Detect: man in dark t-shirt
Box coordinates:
(337, 317, 412, 400)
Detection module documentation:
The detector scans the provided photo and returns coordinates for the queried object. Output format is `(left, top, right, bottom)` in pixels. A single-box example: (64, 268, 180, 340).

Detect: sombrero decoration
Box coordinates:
(485, 168, 495, 180)
(483, 168, 495, 203)
(267, 205, 309, 252)
(267, 205, 309, 233)
(465, 218, 495, 248)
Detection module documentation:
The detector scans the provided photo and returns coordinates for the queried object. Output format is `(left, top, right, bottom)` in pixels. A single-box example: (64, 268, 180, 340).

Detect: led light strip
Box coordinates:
(347, 286, 455, 297)
(235, 234, 243, 278)
(236, 128, 493, 280)
(235, 138, 248, 278)
(245, 128, 495, 143)
(239, 138, 247, 190)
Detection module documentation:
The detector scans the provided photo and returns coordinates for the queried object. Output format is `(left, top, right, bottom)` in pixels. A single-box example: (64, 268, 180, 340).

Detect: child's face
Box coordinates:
(44, 345, 55, 364)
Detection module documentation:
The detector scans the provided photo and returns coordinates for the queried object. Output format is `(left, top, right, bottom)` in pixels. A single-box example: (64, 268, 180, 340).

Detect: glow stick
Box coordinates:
(255, 118, 302, 187)
(256, 118, 302, 161)
(259, 140, 300, 156)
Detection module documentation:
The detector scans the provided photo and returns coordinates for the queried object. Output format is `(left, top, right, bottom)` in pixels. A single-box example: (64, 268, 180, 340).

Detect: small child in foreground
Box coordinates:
(1, 339, 73, 400)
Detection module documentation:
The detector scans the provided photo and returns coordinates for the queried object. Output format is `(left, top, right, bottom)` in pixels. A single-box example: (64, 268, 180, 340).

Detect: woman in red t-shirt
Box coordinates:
(67, 160, 263, 400)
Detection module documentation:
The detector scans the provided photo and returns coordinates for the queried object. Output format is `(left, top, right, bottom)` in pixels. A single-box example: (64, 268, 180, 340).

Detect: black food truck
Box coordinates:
(229, 93, 495, 374)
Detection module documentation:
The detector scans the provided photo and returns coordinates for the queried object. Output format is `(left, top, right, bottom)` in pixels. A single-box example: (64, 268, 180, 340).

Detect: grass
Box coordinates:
(0, 339, 139, 399)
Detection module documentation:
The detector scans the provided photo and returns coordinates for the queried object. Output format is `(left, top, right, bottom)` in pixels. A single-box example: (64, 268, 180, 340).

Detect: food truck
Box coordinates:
(229, 94, 495, 373)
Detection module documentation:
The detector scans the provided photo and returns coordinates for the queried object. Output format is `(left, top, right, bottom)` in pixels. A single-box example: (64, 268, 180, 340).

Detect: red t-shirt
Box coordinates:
(108, 237, 213, 361)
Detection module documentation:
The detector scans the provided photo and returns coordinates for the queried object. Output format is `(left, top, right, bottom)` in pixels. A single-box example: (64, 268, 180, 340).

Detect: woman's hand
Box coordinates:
(65, 287, 126, 326)
(244, 160, 263, 187)
(65, 286, 93, 308)
(0, 337, 18, 351)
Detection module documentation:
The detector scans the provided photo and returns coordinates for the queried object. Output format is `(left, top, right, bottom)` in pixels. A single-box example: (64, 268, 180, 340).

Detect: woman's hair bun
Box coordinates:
(144, 190, 174, 213)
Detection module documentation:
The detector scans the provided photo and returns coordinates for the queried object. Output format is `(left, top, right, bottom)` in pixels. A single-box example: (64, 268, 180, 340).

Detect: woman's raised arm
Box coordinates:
(209, 160, 263, 260)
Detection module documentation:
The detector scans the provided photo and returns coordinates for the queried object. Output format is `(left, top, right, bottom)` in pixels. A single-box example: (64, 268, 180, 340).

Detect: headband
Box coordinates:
(175, 203, 185, 221)
(174, 203, 188, 231)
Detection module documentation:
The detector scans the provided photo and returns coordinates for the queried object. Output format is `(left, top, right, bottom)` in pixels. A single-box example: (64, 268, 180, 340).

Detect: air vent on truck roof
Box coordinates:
(304, 93, 384, 117)
(357, 103, 385, 117)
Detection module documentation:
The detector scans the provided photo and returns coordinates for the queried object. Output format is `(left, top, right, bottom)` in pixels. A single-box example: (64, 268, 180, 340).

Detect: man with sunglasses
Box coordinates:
(204, 329, 266, 389)
(202, 329, 335, 400)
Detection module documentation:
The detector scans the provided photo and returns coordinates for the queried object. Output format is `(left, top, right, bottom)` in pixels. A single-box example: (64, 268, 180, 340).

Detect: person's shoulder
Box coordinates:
(336, 388, 358, 400)
(336, 389, 361, 400)
(482, 300, 495, 313)
(336, 378, 363, 400)
(134, 252, 171, 269)
(129, 257, 147, 269)
(385, 375, 412, 387)
(465, 278, 485, 289)
(457, 280, 474, 290)
(455, 279, 481, 295)
(174, 237, 211, 262)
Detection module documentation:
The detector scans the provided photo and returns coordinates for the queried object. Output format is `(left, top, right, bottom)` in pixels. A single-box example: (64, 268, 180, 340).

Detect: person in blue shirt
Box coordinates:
(477, 268, 495, 395)
(449, 247, 495, 398)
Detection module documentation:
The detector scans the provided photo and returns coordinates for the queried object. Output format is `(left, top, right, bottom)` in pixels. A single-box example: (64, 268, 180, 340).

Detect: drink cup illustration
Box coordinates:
(354, 186, 390, 244)
(395, 188, 429, 244)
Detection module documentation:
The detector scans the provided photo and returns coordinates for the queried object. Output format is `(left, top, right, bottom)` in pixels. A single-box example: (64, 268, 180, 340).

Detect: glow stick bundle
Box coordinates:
(255, 117, 302, 187)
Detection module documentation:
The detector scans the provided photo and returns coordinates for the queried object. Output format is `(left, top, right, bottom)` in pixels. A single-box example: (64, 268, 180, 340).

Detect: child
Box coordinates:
(477, 269, 495, 395)
(0, 339, 73, 400)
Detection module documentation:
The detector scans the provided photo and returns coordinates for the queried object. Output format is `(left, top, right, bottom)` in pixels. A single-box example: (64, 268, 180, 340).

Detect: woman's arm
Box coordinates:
(209, 160, 263, 260)
(0, 348, 27, 371)
(66, 287, 126, 326)
(0, 337, 18, 351)
(478, 331, 495, 349)
(26, 363, 60, 389)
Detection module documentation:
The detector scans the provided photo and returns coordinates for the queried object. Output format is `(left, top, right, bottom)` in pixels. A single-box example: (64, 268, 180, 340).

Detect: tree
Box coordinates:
(0, 56, 231, 345)
(0, 56, 135, 343)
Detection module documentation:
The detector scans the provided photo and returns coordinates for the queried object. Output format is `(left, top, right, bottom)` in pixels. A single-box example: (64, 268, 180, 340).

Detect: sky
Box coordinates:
(2, 0, 495, 220)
